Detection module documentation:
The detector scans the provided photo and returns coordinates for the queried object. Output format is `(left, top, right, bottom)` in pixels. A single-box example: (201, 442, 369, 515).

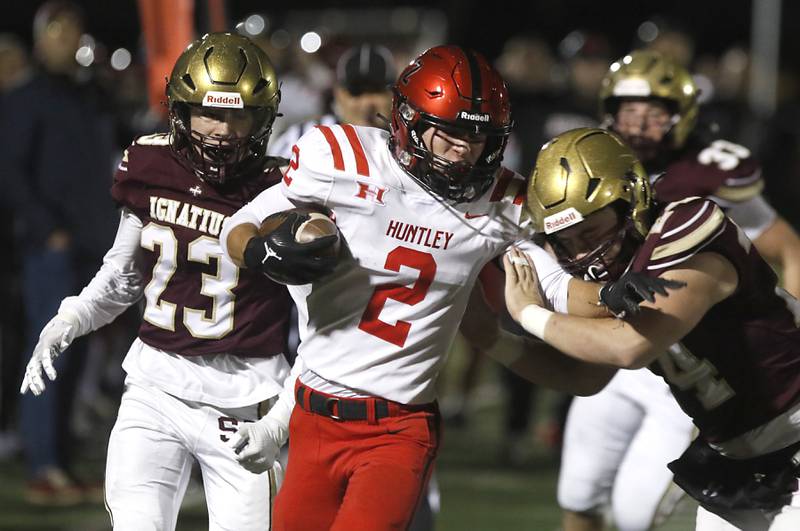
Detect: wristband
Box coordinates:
(485, 331, 527, 367)
(519, 305, 553, 341)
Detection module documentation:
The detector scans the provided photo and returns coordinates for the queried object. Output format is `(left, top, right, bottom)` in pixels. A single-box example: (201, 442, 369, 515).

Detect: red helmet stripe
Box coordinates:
(463, 48, 483, 113)
(341, 124, 370, 177)
(316, 125, 345, 171)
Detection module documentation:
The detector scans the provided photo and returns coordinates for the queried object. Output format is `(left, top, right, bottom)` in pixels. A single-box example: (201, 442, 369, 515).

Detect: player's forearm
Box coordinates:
(221, 185, 296, 267)
(780, 251, 800, 299)
(753, 217, 800, 298)
(489, 331, 615, 395)
(566, 278, 610, 318)
(527, 310, 659, 369)
(225, 222, 259, 267)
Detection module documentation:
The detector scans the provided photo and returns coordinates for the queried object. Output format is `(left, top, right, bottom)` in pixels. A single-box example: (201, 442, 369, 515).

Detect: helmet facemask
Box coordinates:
(389, 46, 513, 204)
(394, 101, 510, 203)
(547, 203, 644, 281)
(528, 128, 654, 280)
(170, 103, 276, 185)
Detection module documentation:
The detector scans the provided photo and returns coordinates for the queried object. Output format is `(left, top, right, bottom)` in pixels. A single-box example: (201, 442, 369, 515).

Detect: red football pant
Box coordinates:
(273, 393, 440, 530)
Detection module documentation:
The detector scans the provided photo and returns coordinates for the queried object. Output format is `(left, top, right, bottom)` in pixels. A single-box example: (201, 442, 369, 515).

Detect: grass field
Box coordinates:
(0, 342, 698, 530)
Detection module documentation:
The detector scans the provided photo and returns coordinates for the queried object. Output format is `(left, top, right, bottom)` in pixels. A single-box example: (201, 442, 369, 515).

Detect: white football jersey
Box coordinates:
(257, 124, 533, 404)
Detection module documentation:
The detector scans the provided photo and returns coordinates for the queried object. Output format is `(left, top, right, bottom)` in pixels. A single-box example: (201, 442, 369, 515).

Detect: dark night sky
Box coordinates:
(3, 0, 799, 67)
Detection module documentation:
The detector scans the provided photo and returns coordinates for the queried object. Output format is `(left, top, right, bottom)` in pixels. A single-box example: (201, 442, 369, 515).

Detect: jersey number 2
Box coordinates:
(358, 246, 437, 347)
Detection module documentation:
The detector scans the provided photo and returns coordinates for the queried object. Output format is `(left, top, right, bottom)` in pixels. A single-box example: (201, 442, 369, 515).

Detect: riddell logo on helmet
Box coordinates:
(543, 207, 584, 234)
(458, 111, 490, 122)
(202, 91, 244, 109)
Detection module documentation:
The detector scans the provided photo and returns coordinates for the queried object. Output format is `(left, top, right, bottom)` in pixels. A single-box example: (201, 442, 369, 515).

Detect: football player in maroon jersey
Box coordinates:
(19, 33, 293, 530)
(506, 127, 800, 531)
(600, 50, 800, 298)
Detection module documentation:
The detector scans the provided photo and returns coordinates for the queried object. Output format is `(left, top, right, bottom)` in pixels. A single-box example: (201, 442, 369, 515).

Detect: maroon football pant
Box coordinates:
(273, 389, 440, 531)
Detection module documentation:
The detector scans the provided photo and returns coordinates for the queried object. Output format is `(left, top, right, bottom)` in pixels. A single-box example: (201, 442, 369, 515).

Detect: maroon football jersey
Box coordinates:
(653, 139, 763, 207)
(111, 133, 290, 358)
(631, 197, 800, 443)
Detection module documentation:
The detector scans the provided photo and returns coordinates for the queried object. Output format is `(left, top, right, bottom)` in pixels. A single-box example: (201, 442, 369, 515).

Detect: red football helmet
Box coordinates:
(390, 46, 512, 203)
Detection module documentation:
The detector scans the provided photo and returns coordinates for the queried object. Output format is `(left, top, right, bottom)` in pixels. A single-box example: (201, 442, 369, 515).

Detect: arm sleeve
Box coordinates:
(513, 239, 572, 313)
(265, 355, 304, 434)
(725, 194, 777, 241)
(57, 208, 145, 336)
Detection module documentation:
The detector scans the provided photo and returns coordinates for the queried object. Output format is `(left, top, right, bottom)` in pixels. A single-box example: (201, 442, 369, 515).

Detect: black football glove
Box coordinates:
(243, 211, 339, 285)
(599, 271, 686, 318)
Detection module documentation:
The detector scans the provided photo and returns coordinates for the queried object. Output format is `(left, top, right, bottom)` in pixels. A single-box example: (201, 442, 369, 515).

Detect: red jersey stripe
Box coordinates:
(316, 125, 345, 171)
(341, 124, 370, 177)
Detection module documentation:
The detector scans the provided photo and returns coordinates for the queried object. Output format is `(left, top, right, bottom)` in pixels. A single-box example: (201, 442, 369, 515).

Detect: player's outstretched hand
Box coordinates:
(600, 271, 686, 318)
(20, 315, 78, 396)
(228, 417, 288, 474)
(503, 247, 546, 321)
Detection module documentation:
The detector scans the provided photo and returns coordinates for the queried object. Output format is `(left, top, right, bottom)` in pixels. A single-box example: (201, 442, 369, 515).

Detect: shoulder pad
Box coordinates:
(134, 133, 171, 147)
(658, 140, 763, 205)
(489, 167, 526, 205)
(643, 197, 727, 269)
(298, 124, 372, 178)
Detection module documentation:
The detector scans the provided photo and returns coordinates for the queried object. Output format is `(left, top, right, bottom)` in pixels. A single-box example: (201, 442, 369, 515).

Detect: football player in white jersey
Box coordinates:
(220, 45, 620, 530)
(20, 33, 292, 531)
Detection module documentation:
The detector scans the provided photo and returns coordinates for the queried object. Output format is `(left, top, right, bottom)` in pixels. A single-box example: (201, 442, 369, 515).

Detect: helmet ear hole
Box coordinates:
(253, 78, 269, 95)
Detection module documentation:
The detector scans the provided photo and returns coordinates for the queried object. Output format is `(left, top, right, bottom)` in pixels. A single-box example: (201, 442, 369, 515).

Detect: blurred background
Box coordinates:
(0, 0, 798, 529)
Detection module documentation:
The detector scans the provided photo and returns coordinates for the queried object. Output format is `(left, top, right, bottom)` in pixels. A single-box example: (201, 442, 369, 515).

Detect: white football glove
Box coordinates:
(228, 417, 289, 474)
(228, 391, 293, 474)
(20, 315, 78, 396)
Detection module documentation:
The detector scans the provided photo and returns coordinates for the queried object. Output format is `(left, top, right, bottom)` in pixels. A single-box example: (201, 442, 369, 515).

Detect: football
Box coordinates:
(258, 206, 340, 255)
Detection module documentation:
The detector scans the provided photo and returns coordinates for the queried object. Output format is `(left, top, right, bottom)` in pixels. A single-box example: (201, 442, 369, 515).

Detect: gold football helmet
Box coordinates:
(166, 32, 280, 184)
(527, 128, 652, 279)
(599, 50, 698, 150)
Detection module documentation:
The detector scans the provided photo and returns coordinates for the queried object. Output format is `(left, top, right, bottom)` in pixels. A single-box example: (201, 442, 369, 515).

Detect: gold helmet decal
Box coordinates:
(599, 50, 698, 149)
(527, 128, 652, 238)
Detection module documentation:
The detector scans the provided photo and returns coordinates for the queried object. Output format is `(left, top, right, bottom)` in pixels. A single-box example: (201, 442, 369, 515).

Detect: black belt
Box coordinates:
(295, 385, 390, 421)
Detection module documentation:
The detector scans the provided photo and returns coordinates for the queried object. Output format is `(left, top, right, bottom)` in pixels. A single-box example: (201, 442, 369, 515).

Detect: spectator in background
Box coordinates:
(0, 32, 30, 462)
(269, 43, 396, 159)
(495, 34, 557, 175)
(0, 0, 118, 504)
(542, 30, 611, 139)
(0, 34, 31, 92)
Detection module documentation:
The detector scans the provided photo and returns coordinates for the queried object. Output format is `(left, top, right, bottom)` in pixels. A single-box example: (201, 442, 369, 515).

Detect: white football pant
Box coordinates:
(105, 382, 280, 531)
(558, 369, 694, 531)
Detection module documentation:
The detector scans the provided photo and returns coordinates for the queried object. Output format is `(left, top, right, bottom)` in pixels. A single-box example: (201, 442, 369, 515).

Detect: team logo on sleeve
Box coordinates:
(543, 207, 583, 234)
(202, 91, 244, 108)
(355, 181, 387, 205)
